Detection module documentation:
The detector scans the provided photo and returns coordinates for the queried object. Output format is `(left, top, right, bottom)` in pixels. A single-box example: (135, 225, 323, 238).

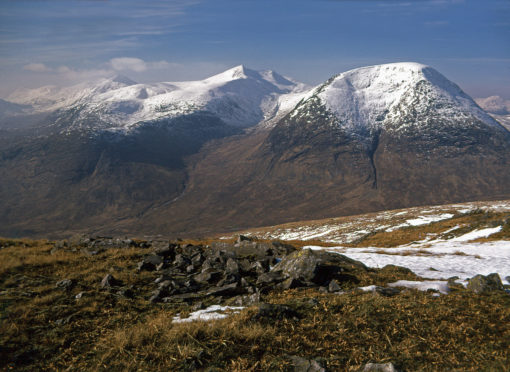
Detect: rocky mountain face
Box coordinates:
(0, 63, 509, 237)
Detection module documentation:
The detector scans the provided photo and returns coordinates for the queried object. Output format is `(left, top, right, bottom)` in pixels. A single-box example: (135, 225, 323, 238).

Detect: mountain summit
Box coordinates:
(0, 63, 508, 237)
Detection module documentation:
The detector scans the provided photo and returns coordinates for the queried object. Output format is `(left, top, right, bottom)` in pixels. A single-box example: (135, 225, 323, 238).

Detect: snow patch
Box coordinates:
(388, 280, 450, 294)
(450, 226, 502, 242)
(172, 305, 244, 323)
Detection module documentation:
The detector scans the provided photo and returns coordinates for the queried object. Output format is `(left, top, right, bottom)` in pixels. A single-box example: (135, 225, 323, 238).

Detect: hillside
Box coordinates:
(0, 63, 509, 238)
(1, 200, 509, 371)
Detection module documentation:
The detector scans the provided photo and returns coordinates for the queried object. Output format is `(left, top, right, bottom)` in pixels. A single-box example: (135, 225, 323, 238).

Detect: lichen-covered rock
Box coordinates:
(272, 249, 367, 286)
(466, 273, 504, 293)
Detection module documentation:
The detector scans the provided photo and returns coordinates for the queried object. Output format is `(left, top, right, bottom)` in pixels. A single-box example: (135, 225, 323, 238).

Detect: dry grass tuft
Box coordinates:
(0, 237, 509, 371)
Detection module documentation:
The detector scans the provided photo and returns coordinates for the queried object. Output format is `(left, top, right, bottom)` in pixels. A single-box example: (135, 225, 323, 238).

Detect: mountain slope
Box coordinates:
(0, 63, 509, 237)
(129, 63, 510, 236)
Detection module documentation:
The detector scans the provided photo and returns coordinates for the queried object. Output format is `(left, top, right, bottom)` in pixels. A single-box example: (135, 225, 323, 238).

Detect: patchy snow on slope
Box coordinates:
(307, 239, 510, 285)
(388, 280, 450, 294)
(172, 305, 244, 323)
(239, 200, 510, 244)
(386, 213, 454, 232)
(450, 226, 502, 242)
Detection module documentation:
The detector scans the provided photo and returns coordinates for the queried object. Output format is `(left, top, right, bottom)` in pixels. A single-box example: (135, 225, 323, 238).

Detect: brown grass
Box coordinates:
(0, 237, 509, 371)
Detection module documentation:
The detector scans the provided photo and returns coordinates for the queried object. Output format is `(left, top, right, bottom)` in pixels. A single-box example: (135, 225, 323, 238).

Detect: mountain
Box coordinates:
(475, 95, 510, 130)
(6, 66, 308, 134)
(0, 62, 509, 237)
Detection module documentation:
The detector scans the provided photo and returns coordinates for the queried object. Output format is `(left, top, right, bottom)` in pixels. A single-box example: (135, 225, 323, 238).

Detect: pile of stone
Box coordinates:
(138, 236, 368, 305)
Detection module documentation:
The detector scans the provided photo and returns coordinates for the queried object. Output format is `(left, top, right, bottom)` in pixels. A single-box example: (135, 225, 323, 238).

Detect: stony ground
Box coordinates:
(0, 234, 509, 371)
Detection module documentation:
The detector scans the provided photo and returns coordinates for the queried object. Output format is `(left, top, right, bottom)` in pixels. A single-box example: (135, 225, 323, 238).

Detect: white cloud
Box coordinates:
(23, 63, 51, 72)
(110, 57, 147, 72)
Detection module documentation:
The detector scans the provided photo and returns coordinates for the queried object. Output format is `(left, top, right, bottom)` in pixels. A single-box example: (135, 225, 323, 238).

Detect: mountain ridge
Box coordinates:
(0, 62, 509, 238)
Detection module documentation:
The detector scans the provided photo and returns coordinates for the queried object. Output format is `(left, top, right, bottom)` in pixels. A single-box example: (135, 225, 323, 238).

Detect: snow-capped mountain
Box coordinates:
(1, 62, 509, 238)
(475, 95, 510, 131)
(283, 62, 503, 137)
(5, 66, 309, 133)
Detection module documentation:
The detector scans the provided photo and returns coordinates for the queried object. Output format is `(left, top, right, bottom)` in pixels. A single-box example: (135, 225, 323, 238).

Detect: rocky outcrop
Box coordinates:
(466, 273, 504, 293)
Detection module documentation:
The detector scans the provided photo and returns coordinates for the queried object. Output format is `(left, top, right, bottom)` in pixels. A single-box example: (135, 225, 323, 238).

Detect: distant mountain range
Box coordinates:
(1, 62, 509, 238)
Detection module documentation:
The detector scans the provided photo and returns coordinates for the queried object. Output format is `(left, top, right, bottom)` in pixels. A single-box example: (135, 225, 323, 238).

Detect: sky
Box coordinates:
(0, 0, 509, 99)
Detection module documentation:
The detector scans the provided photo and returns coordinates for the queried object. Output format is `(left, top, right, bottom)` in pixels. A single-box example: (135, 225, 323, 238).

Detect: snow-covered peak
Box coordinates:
(293, 62, 502, 133)
(4, 65, 309, 133)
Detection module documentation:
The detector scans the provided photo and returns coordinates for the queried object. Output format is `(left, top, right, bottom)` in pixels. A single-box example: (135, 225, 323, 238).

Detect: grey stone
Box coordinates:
(206, 283, 242, 297)
(226, 258, 240, 275)
(273, 249, 367, 286)
(256, 271, 285, 286)
(101, 274, 120, 288)
(56, 279, 74, 291)
(362, 362, 398, 372)
(328, 279, 341, 292)
(467, 273, 504, 293)
(279, 278, 304, 290)
(194, 270, 222, 284)
(287, 355, 326, 372)
(232, 292, 260, 306)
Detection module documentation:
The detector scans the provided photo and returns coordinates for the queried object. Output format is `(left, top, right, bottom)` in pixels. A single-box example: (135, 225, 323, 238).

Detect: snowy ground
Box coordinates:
(237, 200, 510, 244)
(172, 305, 244, 323)
(307, 237, 510, 286)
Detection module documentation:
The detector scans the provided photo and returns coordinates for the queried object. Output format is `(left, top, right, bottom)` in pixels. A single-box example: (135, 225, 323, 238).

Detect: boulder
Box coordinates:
(137, 255, 163, 271)
(272, 249, 367, 286)
(206, 283, 243, 297)
(256, 271, 286, 286)
(287, 355, 326, 372)
(466, 273, 504, 293)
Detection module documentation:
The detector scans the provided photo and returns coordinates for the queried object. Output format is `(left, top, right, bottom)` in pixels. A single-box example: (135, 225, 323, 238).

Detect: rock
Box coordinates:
(56, 279, 74, 291)
(158, 280, 173, 289)
(287, 355, 326, 372)
(185, 264, 195, 273)
(273, 249, 367, 286)
(271, 241, 297, 255)
(467, 273, 504, 293)
(174, 254, 191, 268)
(375, 287, 400, 297)
(232, 292, 261, 306)
(194, 270, 222, 285)
(237, 235, 253, 243)
(149, 289, 164, 303)
(256, 271, 285, 286)
(137, 255, 163, 271)
(362, 362, 398, 372)
(101, 274, 121, 288)
(206, 283, 243, 297)
(192, 302, 206, 311)
(226, 258, 240, 275)
(255, 303, 299, 320)
(156, 262, 167, 271)
(328, 279, 341, 292)
(279, 278, 304, 290)
(251, 260, 270, 274)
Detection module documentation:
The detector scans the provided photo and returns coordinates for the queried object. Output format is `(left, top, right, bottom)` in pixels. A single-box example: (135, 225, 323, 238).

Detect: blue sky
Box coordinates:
(0, 0, 509, 98)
